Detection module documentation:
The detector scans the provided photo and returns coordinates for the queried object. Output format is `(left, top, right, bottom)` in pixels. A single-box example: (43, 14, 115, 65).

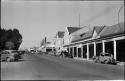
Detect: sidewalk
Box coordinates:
(73, 57, 93, 61)
(117, 62, 125, 66)
(73, 57, 125, 66)
(44, 53, 125, 66)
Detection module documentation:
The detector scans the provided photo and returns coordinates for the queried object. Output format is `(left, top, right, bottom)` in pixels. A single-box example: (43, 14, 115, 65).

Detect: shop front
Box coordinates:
(116, 39, 125, 62)
(89, 44, 94, 59)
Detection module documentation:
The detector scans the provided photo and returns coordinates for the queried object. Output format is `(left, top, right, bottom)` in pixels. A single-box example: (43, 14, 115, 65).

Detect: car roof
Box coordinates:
(2, 50, 17, 52)
(104, 53, 109, 54)
(101, 52, 109, 54)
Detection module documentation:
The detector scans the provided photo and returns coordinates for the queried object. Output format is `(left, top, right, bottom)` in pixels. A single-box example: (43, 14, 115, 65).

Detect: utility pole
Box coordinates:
(89, 24, 91, 30)
(79, 13, 81, 28)
(118, 3, 124, 28)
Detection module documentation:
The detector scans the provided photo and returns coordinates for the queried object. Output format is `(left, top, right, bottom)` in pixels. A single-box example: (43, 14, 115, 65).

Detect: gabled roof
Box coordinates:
(91, 26, 105, 39)
(57, 31, 65, 38)
(67, 27, 82, 35)
(94, 26, 105, 34)
(99, 22, 124, 38)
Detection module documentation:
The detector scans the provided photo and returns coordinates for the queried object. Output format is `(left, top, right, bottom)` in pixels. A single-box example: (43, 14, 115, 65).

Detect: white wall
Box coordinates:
(64, 27, 70, 45)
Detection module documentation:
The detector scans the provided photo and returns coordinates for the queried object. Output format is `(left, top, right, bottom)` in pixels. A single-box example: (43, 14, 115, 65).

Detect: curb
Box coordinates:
(117, 62, 125, 66)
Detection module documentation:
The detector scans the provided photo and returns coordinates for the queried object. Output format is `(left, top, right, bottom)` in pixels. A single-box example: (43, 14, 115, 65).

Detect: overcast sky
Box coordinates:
(1, 0, 124, 49)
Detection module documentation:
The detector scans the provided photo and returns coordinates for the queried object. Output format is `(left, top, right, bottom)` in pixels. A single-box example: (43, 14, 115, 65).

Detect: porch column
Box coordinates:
(69, 47, 70, 54)
(114, 40, 117, 60)
(72, 47, 74, 58)
(52, 47, 54, 52)
(77, 47, 78, 58)
(81, 45, 83, 58)
(102, 40, 105, 53)
(87, 43, 89, 60)
(94, 42, 96, 56)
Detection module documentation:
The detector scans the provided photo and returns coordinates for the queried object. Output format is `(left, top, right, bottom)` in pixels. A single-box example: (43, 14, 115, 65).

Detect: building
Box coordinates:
(40, 37, 55, 53)
(54, 31, 65, 53)
(64, 22, 125, 62)
(63, 27, 82, 46)
(63, 27, 83, 53)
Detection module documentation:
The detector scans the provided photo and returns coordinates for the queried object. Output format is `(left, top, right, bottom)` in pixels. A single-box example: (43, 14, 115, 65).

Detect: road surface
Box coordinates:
(1, 53, 124, 80)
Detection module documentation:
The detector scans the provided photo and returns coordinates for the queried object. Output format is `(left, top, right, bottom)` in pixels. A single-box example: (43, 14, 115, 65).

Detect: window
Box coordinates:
(104, 54, 111, 56)
(2, 51, 9, 54)
(11, 51, 18, 53)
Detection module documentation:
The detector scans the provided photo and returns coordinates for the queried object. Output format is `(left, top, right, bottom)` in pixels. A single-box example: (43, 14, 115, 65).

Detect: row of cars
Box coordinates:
(0, 50, 24, 62)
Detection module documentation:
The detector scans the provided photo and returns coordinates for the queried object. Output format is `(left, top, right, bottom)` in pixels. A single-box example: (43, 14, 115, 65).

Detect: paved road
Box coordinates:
(1, 53, 124, 80)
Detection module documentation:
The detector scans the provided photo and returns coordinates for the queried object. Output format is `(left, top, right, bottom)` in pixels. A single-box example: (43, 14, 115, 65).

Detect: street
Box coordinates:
(1, 53, 124, 80)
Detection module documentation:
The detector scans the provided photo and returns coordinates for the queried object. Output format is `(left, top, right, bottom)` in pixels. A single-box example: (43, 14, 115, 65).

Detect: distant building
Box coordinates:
(54, 31, 65, 54)
(40, 37, 55, 53)
(63, 27, 83, 46)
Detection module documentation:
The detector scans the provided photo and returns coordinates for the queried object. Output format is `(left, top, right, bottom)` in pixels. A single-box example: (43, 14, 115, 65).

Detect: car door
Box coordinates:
(104, 53, 111, 61)
(99, 54, 105, 62)
(1, 51, 9, 60)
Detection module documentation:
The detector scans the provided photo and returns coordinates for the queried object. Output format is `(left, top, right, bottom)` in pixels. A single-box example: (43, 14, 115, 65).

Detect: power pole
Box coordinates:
(118, 3, 124, 28)
(79, 13, 81, 28)
(89, 24, 91, 30)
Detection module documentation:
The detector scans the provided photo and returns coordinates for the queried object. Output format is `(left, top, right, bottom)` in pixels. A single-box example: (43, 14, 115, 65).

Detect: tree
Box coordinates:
(0, 28, 23, 51)
(5, 41, 14, 50)
(11, 29, 22, 50)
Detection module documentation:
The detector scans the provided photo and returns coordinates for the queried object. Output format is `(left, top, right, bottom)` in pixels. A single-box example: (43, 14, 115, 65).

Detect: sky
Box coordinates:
(1, 0, 124, 49)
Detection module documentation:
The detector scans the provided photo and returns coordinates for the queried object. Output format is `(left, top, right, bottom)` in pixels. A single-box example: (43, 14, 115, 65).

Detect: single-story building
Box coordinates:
(64, 22, 124, 62)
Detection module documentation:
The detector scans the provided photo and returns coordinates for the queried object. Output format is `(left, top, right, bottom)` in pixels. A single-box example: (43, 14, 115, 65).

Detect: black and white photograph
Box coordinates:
(0, 0, 124, 80)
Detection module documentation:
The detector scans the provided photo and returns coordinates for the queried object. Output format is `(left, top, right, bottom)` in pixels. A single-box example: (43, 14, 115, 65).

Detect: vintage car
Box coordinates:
(93, 52, 117, 64)
(61, 51, 73, 58)
(18, 50, 25, 55)
(0, 50, 22, 62)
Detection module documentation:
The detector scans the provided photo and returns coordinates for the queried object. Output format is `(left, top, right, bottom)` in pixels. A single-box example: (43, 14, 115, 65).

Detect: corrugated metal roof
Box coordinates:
(71, 22, 124, 43)
(81, 30, 93, 40)
(99, 22, 124, 38)
(71, 30, 93, 43)
(71, 35, 81, 43)
(71, 26, 90, 36)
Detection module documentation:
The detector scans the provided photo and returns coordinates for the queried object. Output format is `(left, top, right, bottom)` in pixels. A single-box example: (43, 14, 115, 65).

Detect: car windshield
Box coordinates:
(105, 54, 111, 56)
(1, 51, 9, 54)
(11, 51, 18, 53)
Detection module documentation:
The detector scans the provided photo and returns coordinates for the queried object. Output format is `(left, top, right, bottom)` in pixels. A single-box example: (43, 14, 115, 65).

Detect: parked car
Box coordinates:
(0, 50, 22, 62)
(93, 52, 117, 64)
(62, 51, 73, 58)
(18, 50, 25, 55)
(18, 50, 24, 58)
(30, 50, 36, 54)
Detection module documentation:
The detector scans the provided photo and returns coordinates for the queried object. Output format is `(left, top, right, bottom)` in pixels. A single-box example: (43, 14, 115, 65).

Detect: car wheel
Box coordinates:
(15, 59, 18, 61)
(111, 59, 117, 65)
(6, 58, 12, 62)
(0, 59, 3, 62)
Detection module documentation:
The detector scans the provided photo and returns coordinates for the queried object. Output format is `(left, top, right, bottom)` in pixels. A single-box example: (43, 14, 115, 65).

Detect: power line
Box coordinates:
(118, 3, 124, 29)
